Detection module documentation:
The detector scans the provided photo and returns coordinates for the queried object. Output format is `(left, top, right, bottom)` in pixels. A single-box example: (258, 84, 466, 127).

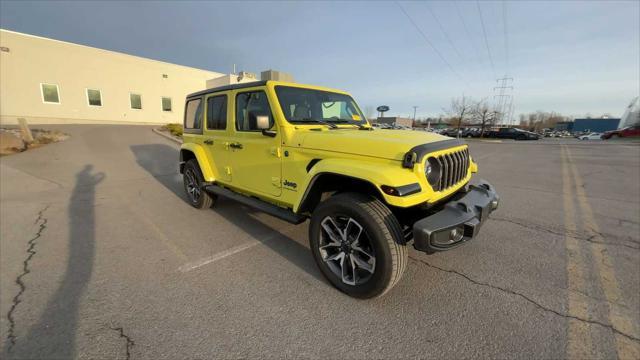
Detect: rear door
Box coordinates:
(202, 93, 232, 183)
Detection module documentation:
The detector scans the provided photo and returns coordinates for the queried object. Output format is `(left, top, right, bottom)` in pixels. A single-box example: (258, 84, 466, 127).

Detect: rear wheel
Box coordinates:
(183, 159, 216, 209)
(309, 192, 407, 298)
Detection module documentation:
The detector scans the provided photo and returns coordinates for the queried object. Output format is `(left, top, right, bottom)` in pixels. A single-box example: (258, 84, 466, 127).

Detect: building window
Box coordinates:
(184, 98, 203, 131)
(86, 89, 102, 107)
(207, 95, 227, 130)
(130, 93, 142, 109)
(41, 83, 60, 104)
(162, 97, 172, 112)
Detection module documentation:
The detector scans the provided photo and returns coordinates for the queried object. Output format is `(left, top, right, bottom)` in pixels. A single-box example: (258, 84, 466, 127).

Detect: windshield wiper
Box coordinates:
(289, 118, 338, 129)
(326, 118, 371, 130)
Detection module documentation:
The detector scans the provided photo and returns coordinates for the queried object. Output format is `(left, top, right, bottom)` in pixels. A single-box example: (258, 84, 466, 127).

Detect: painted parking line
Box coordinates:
(178, 240, 261, 273)
(561, 146, 593, 359)
(178, 224, 300, 273)
(563, 145, 640, 359)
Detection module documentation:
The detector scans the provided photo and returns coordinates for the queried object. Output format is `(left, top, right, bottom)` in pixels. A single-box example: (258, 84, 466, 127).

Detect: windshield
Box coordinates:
(275, 86, 367, 126)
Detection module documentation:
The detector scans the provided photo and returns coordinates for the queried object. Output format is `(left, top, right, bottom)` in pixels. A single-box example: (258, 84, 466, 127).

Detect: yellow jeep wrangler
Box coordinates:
(179, 80, 499, 298)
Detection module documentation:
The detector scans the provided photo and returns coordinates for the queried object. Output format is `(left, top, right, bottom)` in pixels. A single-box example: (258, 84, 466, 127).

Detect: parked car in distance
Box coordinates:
(488, 127, 540, 140)
(579, 132, 603, 140)
(441, 128, 461, 137)
(601, 125, 640, 139)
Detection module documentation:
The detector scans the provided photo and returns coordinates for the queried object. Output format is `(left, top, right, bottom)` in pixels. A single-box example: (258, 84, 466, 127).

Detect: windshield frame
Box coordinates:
(274, 85, 369, 127)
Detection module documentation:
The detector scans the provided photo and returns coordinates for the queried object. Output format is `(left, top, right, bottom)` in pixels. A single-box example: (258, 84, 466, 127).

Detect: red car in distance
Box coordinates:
(601, 125, 640, 139)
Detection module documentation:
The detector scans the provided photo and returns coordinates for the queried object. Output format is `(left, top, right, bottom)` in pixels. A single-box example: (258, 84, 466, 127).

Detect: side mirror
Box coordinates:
(256, 115, 276, 137)
(256, 115, 270, 130)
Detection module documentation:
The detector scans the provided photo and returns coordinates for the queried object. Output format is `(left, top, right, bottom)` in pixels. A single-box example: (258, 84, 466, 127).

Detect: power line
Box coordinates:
(502, 0, 510, 74)
(454, 1, 484, 65)
(395, 1, 467, 85)
(426, 3, 464, 62)
(476, 0, 496, 79)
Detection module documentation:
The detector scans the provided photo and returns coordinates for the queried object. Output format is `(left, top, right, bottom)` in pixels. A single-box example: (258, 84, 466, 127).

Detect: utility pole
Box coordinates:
(493, 77, 513, 125)
(412, 106, 418, 122)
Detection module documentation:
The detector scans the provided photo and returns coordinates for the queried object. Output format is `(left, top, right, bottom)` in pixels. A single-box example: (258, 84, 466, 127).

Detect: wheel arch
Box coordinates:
(179, 143, 215, 182)
(296, 172, 384, 215)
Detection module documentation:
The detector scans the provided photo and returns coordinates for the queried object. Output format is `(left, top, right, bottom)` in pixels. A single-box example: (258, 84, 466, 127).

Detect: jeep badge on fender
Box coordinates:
(178, 80, 499, 298)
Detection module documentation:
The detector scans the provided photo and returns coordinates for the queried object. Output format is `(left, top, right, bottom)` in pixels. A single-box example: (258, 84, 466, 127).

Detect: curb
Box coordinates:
(152, 128, 182, 144)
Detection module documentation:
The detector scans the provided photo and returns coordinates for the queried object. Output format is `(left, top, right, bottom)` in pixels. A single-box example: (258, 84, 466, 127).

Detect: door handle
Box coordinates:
(204, 139, 214, 145)
(229, 142, 243, 149)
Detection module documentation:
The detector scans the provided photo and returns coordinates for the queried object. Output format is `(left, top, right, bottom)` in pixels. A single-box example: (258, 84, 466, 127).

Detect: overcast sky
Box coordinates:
(1, 0, 638, 118)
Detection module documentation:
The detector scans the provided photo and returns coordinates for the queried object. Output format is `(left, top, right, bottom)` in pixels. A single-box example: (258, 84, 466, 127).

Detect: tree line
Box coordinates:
(413, 96, 572, 134)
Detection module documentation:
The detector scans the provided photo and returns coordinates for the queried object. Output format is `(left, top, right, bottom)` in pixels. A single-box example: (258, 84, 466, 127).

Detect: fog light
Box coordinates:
(491, 199, 499, 210)
(449, 227, 464, 243)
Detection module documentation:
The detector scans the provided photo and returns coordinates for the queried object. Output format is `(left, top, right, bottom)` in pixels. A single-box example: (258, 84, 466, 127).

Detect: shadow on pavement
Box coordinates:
(130, 143, 185, 201)
(4, 165, 104, 359)
(129, 143, 324, 283)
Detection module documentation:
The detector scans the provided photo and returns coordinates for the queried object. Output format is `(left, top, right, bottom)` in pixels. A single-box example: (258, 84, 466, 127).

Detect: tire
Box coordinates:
(309, 192, 408, 298)
(183, 159, 216, 209)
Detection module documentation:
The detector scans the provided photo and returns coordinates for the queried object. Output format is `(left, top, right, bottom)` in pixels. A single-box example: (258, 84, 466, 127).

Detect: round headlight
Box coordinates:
(426, 157, 442, 186)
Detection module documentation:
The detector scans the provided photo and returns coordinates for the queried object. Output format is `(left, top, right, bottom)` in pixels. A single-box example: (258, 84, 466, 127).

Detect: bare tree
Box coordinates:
(516, 111, 571, 131)
(472, 99, 497, 137)
(445, 96, 475, 133)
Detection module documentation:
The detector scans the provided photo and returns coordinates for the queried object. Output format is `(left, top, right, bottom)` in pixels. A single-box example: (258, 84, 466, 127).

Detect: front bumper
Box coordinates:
(412, 179, 499, 254)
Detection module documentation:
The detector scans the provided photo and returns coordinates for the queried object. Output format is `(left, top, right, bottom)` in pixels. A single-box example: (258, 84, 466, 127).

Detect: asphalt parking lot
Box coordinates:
(1, 125, 638, 359)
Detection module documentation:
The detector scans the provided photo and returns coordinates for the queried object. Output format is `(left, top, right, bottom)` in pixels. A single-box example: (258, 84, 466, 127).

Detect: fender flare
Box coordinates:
(180, 143, 215, 182)
(293, 158, 418, 213)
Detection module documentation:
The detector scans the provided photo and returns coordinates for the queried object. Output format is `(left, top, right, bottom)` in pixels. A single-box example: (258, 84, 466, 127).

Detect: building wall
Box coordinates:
(374, 117, 413, 127)
(0, 29, 226, 125)
(573, 118, 621, 133)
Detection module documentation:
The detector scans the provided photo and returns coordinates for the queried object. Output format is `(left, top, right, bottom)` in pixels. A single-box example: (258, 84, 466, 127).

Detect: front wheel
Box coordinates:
(309, 193, 408, 298)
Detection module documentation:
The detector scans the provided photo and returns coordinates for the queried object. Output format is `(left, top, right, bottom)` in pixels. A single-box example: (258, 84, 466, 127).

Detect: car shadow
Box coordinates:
(3, 165, 104, 359)
(129, 143, 324, 283)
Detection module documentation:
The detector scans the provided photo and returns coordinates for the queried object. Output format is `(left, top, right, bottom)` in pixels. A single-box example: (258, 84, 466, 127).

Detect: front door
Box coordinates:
(229, 89, 282, 197)
(202, 93, 232, 183)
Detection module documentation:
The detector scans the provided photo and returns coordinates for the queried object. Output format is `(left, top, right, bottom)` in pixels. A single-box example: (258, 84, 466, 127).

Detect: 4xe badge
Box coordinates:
(283, 180, 297, 189)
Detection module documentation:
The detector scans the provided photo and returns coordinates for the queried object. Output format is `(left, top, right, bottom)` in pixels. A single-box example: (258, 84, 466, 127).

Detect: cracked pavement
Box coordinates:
(0, 125, 638, 359)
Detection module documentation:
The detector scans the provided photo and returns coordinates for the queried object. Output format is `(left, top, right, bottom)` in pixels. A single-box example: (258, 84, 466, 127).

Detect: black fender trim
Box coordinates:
(297, 172, 384, 214)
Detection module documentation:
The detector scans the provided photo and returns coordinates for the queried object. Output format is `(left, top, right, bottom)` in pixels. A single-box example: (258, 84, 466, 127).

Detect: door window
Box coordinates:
(184, 98, 203, 131)
(207, 95, 228, 130)
(235, 91, 274, 131)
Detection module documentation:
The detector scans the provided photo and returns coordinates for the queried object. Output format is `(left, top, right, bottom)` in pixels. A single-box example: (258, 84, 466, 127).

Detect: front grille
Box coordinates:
(431, 148, 470, 191)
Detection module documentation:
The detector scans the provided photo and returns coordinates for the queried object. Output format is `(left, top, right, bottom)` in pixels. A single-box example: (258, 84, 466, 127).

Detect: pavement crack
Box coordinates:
(491, 216, 639, 250)
(409, 256, 640, 343)
(5, 205, 49, 352)
(111, 326, 135, 360)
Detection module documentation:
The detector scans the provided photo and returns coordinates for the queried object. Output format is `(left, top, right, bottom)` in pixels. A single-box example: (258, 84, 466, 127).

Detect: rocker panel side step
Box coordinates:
(204, 184, 307, 225)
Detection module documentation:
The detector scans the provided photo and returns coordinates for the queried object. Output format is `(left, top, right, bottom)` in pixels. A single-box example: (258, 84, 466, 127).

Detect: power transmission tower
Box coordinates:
(493, 77, 513, 125)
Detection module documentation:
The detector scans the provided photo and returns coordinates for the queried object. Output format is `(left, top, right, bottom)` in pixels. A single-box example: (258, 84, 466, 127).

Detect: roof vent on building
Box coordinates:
(260, 70, 294, 82)
(237, 71, 256, 82)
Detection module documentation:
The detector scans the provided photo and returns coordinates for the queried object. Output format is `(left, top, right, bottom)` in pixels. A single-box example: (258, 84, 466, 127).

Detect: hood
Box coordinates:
(297, 129, 453, 161)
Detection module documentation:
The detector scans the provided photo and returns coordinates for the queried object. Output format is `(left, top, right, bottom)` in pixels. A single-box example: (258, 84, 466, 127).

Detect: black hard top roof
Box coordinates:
(186, 80, 269, 98)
